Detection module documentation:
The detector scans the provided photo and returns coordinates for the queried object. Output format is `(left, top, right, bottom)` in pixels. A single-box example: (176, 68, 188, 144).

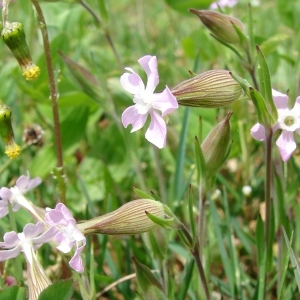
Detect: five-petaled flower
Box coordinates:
(45, 203, 86, 273)
(251, 89, 300, 161)
(0, 222, 57, 299)
(120, 55, 178, 149)
(0, 171, 42, 218)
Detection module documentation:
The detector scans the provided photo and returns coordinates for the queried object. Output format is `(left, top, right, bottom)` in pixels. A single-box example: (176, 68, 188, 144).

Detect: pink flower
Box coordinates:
(0, 222, 57, 261)
(0, 172, 42, 218)
(251, 89, 300, 161)
(45, 203, 86, 273)
(0, 222, 57, 299)
(120, 55, 178, 149)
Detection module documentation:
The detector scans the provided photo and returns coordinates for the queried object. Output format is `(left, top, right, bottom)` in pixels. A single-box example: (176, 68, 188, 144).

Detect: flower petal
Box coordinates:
(16, 172, 30, 191)
(152, 86, 178, 117)
(138, 55, 159, 93)
(291, 96, 300, 114)
(69, 241, 86, 273)
(32, 226, 58, 245)
(120, 69, 145, 95)
(272, 89, 289, 111)
(0, 246, 21, 261)
(23, 222, 44, 239)
(276, 131, 296, 161)
(122, 105, 148, 132)
(26, 177, 42, 191)
(1, 232, 19, 248)
(0, 187, 12, 201)
(145, 110, 167, 149)
(250, 123, 266, 141)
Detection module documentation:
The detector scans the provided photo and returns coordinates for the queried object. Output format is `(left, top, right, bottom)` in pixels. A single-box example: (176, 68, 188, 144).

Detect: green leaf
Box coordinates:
(283, 228, 300, 293)
(60, 106, 89, 156)
(132, 257, 167, 300)
(177, 260, 194, 300)
(249, 87, 273, 128)
(165, 0, 213, 14)
(256, 46, 277, 119)
(0, 286, 25, 300)
(133, 187, 155, 200)
(38, 279, 73, 300)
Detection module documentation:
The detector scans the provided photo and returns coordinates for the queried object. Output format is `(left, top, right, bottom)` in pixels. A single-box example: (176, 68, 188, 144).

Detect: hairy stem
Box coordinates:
(30, 0, 66, 203)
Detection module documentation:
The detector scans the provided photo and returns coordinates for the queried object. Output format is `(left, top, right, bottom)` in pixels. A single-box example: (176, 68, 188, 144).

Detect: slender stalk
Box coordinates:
(265, 133, 273, 251)
(191, 241, 210, 300)
(152, 145, 167, 203)
(30, 0, 65, 203)
(264, 131, 273, 297)
(198, 185, 206, 257)
(180, 223, 210, 300)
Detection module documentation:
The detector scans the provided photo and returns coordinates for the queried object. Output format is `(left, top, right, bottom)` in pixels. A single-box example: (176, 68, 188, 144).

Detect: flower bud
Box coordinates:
(201, 111, 232, 178)
(0, 101, 20, 159)
(189, 9, 245, 45)
(171, 70, 242, 108)
(78, 199, 165, 236)
(1, 22, 40, 81)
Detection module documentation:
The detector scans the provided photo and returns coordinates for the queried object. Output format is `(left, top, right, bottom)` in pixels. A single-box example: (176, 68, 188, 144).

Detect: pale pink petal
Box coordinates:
(152, 86, 178, 117)
(272, 89, 289, 111)
(0, 187, 12, 201)
(291, 96, 300, 114)
(16, 172, 30, 190)
(45, 210, 68, 227)
(276, 131, 296, 161)
(0, 246, 21, 261)
(1, 232, 19, 247)
(120, 69, 145, 95)
(26, 177, 42, 191)
(32, 226, 58, 245)
(139, 55, 159, 93)
(251, 123, 266, 141)
(145, 110, 167, 149)
(23, 222, 44, 240)
(69, 241, 86, 273)
(122, 106, 148, 132)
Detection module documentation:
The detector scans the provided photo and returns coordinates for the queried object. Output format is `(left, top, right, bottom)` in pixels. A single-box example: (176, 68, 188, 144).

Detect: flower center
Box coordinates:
(284, 116, 295, 126)
(278, 110, 300, 132)
(134, 91, 153, 114)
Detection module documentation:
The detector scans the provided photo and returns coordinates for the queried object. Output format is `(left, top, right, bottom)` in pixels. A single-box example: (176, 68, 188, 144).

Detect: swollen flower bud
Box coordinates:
(201, 111, 232, 178)
(189, 9, 245, 45)
(78, 199, 165, 235)
(171, 70, 242, 108)
(1, 22, 40, 81)
(0, 101, 20, 159)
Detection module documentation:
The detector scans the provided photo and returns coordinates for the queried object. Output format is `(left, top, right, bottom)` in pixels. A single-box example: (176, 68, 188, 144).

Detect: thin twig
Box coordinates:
(30, 0, 66, 203)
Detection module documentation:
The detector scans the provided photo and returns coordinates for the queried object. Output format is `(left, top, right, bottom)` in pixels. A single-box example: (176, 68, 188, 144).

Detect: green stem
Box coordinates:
(264, 131, 273, 296)
(152, 145, 167, 203)
(30, 0, 66, 203)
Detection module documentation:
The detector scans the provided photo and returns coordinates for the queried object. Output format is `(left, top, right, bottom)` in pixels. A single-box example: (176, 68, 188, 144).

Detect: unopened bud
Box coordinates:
(0, 101, 20, 159)
(189, 9, 245, 45)
(202, 111, 232, 178)
(78, 199, 165, 235)
(1, 22, 40, 81)
(171, 70, 242, 108)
